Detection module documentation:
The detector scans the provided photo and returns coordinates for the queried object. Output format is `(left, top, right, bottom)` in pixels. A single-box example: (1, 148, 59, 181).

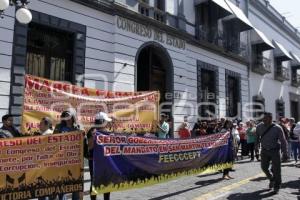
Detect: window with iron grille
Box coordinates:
(225, 70, 241, 118)
(197, 61, 219, 118)
(26, 23, 74, 82)
(155, 0, 164, 11)
(290, 100, 299, 122)
(252, 95, 265, 120)
(276, 99, 285, 119)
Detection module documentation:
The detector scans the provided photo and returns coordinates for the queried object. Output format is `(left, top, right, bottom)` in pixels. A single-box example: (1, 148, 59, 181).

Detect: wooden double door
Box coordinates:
(137, 46, 167, 103)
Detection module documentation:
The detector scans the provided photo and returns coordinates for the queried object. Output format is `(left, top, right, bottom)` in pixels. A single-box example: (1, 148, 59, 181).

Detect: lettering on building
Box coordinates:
(117, 16, 186, 50)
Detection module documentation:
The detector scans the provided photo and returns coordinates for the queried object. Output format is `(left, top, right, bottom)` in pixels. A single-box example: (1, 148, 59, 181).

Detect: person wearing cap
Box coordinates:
(157, 114, 169, 139)
(53, 110, 80, 134)
(53, 110, 81, 200)
(255, 112, 288, 194)
(86, 112, 112, 200)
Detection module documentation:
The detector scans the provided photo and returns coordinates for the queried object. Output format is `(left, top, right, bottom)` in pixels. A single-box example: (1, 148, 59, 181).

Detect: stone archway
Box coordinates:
(135, 42, 174, 125)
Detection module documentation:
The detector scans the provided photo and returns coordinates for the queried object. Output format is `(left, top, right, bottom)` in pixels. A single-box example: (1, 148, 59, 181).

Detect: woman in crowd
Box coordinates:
(291, 122, 300, 164)
(178, 122, 191, 139)
(220, 120, 234, 180)
(237, 122, 247, 160)
(53, 110, 81, 200)
(231, 123, 240, 160)
(246, 120, 258, 161)
(37, 117, 53, 200)
(54, 110, 80, 134)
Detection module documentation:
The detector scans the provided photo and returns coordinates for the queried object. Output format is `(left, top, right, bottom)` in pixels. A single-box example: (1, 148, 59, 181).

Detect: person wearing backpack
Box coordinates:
(256, 112, 288, 194)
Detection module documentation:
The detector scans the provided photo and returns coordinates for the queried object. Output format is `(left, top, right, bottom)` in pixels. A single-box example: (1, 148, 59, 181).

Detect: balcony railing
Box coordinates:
(223, 38, 247, 57)
(138, 0, 166, 23)
(291, 73, 300, 87)
(153, 8, 166, 23)
(197, 26, 247, 58)
(252, 55, 272, 75)
(275, 66, 290, 82)
(197, 26, 221, 45)
(138, 1, 150, 17)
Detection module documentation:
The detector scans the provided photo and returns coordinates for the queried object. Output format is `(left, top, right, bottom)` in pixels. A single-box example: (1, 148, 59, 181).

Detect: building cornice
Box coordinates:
(249, 0, 300, 45)
(70, 0, 248, 66)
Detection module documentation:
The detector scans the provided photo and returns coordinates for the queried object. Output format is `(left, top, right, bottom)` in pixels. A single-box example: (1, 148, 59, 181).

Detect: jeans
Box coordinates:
(288, 141, 293, 158)
(248, 143, 255, 160)
(292, 141, 300, 161)
(261, 149, 281, 188)
(240, 139, 248, 156)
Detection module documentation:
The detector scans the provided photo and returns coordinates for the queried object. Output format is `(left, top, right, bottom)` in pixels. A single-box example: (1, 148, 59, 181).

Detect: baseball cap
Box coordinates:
(95, 112, 112, 122)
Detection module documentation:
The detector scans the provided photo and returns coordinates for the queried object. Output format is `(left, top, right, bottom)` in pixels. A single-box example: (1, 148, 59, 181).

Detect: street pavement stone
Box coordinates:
(84, 159, 300, 200)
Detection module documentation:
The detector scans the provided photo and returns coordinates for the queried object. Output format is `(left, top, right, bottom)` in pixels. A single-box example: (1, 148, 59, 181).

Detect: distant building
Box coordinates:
(248, 0, 300, 121)
(0, 0, 300, 135)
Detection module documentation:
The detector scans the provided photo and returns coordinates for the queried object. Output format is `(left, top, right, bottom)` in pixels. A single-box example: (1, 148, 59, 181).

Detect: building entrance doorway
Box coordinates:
(136, 42, 173, 119)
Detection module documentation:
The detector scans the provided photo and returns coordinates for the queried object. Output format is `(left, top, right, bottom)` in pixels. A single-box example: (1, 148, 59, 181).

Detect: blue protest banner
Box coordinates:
(92, 132, 233, 194)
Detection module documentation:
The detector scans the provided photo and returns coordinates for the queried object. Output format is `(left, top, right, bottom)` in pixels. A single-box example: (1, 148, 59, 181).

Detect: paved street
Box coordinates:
(83, 159, 300, 200)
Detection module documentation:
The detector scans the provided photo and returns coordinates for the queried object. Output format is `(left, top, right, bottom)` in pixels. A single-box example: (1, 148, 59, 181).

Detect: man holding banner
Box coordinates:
(53, 110, 82, 200)
(87, 112, 112, 200)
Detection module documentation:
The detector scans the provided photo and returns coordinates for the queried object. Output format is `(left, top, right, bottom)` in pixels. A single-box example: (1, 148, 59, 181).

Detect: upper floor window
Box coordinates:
(274, 58, 289, 82)
(155, 0, 164, 11)
(138, 0, 165, 22)
(26, 23, 74, 82)
(196, 1, 226, 43)
(251, 45, 271, 75)
(195, 1, 248, 57)
(290, 100, 299, 122)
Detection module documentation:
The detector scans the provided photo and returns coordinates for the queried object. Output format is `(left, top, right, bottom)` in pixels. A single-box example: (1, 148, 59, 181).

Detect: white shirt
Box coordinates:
(232, 128, 240, 143)
(41, 129, 53, 135)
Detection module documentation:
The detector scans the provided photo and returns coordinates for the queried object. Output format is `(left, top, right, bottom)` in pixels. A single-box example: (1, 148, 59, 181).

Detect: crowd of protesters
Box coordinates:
(0, 111, 298, 196)
(177, 115, 299, 164)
